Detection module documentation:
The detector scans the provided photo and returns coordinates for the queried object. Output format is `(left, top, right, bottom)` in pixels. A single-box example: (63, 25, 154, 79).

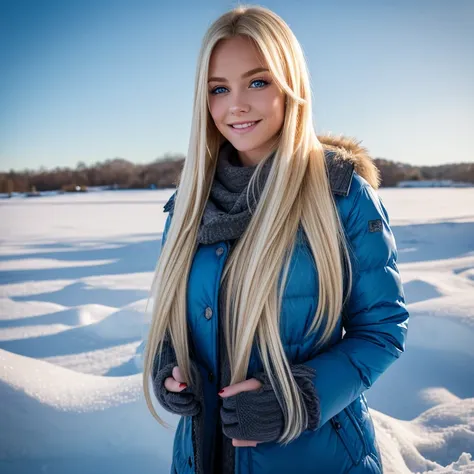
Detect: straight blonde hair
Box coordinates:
(143, 4, 352, 445)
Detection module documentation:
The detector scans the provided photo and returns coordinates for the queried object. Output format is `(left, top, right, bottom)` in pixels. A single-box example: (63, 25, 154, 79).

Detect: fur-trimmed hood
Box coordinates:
(319, 134, 381, 191)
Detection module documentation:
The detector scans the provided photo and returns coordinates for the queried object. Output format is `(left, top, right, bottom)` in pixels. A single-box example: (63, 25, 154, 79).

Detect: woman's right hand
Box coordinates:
(164, 366, 189, 392)
(153, 361, 203, 417)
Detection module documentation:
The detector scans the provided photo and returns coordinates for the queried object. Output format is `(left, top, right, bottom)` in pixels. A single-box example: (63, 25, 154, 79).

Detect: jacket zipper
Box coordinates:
(191, 416, 198, 473)
(222, 241, 237, 474)
(192, 241, 233, 474)
(221, 241, 238, 474)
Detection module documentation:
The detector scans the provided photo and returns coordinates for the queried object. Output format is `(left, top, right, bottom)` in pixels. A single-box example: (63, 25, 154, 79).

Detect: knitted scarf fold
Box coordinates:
(197, 140, 275, 245)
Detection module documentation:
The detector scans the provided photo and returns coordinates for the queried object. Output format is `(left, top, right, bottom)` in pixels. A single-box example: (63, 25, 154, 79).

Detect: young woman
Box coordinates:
(142, 5, 409, 474)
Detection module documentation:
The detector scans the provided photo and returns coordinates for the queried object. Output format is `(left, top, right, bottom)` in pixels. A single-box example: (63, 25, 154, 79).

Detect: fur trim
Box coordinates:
(163, 134, 381, 212)
(318, 134, 381, 190)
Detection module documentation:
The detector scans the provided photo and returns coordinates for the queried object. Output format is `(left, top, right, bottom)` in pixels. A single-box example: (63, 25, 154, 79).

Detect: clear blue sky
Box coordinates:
(1, 0, 473, 172)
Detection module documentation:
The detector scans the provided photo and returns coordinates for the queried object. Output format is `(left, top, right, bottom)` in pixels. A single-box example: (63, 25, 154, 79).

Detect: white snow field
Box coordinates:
(0, 188, 473, 474)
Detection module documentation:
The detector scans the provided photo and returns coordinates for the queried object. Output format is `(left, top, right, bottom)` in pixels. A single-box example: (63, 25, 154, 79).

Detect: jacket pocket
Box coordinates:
(351, 396, 384, 472)
(330, 407, 367, 466)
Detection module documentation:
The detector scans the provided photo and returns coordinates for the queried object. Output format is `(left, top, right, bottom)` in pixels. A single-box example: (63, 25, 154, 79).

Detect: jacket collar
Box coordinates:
(319, 133, 380, 193)
(163, 134, 380, 212)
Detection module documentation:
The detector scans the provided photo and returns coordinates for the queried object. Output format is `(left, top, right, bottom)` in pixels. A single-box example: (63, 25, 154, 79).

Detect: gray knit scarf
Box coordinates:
(197, 140, 275, 245)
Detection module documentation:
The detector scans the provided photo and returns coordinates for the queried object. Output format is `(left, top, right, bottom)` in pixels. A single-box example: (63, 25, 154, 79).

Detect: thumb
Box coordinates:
(172, 366, 186, 384)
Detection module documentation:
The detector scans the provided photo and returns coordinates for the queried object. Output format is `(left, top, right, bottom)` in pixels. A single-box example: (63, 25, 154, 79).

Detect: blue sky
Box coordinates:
(1, 0, 473, 171)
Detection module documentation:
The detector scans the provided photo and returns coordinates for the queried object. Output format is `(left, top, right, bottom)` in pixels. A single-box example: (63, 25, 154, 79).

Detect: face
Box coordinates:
(207, 35, 285, 167)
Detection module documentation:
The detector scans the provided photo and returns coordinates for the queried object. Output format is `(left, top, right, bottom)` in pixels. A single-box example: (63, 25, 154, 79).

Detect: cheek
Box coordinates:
(209, 98, 225, 124)
(268, 95, 285, 126)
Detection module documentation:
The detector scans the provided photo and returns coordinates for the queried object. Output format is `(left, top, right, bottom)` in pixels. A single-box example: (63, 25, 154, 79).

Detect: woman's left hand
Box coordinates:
(218, 377, 263, 447)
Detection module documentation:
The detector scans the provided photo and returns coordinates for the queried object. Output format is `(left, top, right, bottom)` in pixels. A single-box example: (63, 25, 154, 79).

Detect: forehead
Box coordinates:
(208, 36, 266, 74)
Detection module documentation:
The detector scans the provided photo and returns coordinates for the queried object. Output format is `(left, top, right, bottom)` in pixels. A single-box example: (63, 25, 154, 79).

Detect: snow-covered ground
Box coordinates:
(0, 188, 473, 474)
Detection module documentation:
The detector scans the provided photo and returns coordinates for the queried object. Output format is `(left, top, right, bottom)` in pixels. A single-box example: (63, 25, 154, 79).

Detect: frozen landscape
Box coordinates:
(0, 187, 473, 474)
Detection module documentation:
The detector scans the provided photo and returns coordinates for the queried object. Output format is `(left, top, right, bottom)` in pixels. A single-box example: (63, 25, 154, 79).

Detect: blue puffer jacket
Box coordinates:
(158, 138, 409, 474)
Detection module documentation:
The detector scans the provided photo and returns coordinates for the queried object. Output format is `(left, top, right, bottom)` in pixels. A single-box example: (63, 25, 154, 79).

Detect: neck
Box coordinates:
(237, 151, 261, 168)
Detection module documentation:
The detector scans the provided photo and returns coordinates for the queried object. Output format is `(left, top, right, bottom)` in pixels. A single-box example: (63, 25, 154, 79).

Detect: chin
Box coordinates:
(223, 136, 265, 153)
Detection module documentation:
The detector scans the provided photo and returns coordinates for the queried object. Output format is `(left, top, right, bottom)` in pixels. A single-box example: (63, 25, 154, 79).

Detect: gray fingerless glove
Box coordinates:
(151, 334, 203, 417)
(290, 364, 321, 431)
(220, 364, 320, 443)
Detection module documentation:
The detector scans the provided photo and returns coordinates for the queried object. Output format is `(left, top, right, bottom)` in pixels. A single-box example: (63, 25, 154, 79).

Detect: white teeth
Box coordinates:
(231, 122, 256, 129)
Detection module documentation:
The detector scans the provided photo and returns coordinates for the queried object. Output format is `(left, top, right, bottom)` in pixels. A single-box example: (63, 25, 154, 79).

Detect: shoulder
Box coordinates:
(334, 171, 387, 234)
(161, 190, 177, 245)
(163, 190, 177, 214)
(321, 133, 381, 203)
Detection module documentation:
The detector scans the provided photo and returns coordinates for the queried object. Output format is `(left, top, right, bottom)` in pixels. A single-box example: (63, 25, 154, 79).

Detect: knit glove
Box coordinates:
(152, 334, 203, 417)
(220, 364, 320, 443)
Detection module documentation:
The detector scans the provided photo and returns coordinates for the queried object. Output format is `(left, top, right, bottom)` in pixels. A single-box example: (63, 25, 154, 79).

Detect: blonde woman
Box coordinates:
(143, 5, 408, 474)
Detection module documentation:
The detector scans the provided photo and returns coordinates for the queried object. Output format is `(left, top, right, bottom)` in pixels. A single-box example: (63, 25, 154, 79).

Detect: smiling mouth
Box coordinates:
(228, 120, 262, 131)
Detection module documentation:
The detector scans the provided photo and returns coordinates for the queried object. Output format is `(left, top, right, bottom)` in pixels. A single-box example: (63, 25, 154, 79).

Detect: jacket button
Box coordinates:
(205, 307, 213, 319)
(334, 421, 342, 430)
(216, 246, 224, 256)
(208, 371, 214, 383)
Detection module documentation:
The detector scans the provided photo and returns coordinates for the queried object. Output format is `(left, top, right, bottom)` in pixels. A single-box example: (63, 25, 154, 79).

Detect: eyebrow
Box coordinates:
(207, 67, 269, 83)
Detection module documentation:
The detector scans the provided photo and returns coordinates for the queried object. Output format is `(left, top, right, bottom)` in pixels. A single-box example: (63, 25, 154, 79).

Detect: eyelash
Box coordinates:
(209, 79, 270, 95)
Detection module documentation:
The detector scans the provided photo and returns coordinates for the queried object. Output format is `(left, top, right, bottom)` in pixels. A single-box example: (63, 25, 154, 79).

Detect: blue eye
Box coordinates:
(209, 79, 270, 95)
(250, 79, 269, 88)
(210, 86, 228, 95)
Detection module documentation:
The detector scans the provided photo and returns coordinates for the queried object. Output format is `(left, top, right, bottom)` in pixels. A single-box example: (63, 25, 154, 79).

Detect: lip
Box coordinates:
(227, 120, 261, 134)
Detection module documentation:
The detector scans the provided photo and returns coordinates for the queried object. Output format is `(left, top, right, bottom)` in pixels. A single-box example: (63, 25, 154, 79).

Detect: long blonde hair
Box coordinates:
(143, 4, 352, 445)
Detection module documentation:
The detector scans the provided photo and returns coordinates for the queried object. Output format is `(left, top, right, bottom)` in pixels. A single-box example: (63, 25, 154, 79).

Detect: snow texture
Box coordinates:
(0, 188, 473, 473)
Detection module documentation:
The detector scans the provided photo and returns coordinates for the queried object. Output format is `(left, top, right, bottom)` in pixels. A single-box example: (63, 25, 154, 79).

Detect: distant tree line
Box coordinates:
(0, 154, 185, 193)
(373, 159, 474, 187)
(1, 153, 473, 194)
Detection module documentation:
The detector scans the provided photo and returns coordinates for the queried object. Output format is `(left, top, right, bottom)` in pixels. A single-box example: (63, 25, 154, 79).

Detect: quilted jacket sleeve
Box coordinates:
(148, 194, 204, 415)
(304, 176, 409, 430)
(150, 200, 175, 379)
(136, 203, 174, 368)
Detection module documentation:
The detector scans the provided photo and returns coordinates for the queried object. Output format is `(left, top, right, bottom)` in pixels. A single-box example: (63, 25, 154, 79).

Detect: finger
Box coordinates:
(232, 439, 258, 447)
(164, 375, 187, 393)
(219, 377, 262, 398)
(172, 366, 186, 384)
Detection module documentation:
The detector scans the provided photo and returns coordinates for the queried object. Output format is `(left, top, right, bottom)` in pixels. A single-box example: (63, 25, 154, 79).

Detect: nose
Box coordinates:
(229, 95, 250, 115)
(229, 104, 250, 115)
